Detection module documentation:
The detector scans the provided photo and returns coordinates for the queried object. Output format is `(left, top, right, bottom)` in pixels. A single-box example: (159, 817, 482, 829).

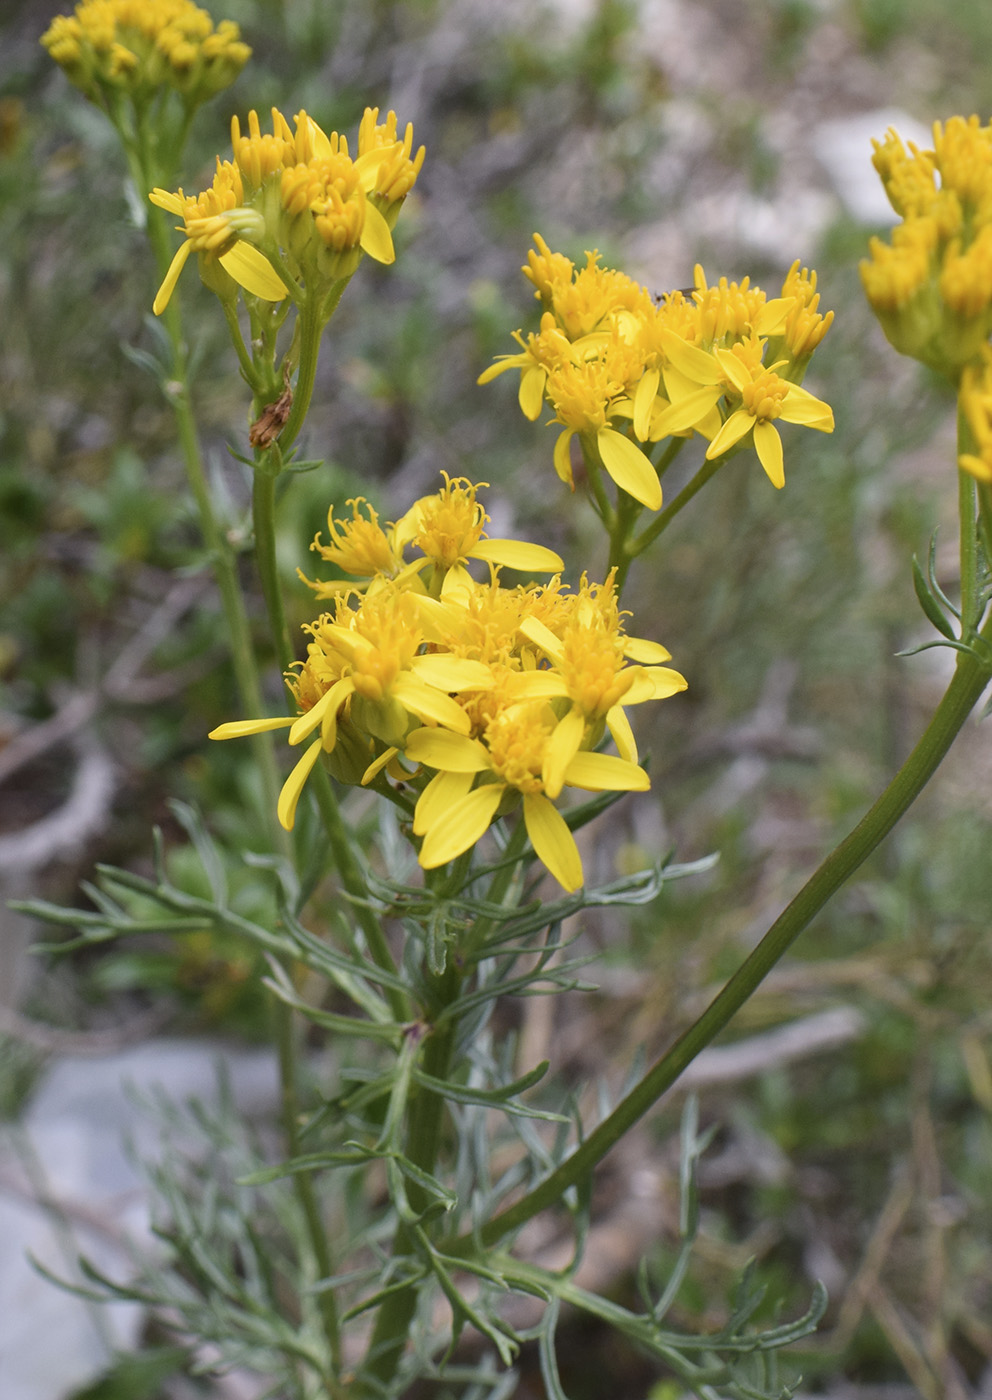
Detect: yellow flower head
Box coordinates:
(210, 497, 684, 881)
(392, 474, 563, 598)
(42, 0, 250, 106)
(861, 116, 992, 377)
(483, 236, 833, 508)
(149, 103, 422, 312)
(302, 498, 407, 597)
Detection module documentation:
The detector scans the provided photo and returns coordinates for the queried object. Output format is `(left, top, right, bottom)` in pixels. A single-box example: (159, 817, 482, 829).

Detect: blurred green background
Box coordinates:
(2, 0, 992, 1396)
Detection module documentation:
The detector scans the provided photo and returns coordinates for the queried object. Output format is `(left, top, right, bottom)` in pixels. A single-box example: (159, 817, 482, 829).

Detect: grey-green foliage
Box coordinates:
(18, 804, 823, 1399)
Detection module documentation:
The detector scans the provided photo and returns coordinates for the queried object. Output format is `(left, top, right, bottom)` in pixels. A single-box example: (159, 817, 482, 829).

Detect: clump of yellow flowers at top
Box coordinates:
(480, 235, 834, 505)
(862, 116, 992, 380)
(210, 476, 687, 892)
(41, 0, 250, 109)
(149, 104, 424, 315)
(860, 115, 992, 485)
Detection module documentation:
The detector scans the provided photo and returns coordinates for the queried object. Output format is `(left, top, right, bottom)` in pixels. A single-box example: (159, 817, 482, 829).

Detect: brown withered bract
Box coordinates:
(249, 367, 293, 449)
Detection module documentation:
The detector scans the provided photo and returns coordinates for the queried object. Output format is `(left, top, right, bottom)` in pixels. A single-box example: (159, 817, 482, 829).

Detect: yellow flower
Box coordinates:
(149, 163, 288, 314)
(301, 498, 407, 597)
(41, 0, 250, 106)
(392, 474, 563, 597)
(861, 116, 992, 376)
(209, 583, 493, 829)
(657, 332, 833, 489)
(150, 104, 423, 311)
(482, 237, 834, 507)
(406, 703, 651, 892)
(516, 572, 686, 795)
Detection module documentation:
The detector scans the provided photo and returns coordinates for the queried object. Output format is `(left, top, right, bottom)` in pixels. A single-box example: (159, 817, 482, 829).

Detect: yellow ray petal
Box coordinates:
(404, 727, 489, 772)
(519, 365, 547, 420)
(153, 239, 194, 315)
(660, 329, 722, 384)
(361, 746, 400, 785)
(419, 783, 505, 868)
(411, 654, 494, 692)
(606, 704, 637, 765)
(523, 792, 583, 892)
(705, 409, 754, 461)
(542, 706, 584, 801)
(208, 716, 295, 740)
(622, 666, 688, 703)
(633, 366, 661, 441)
(563, 751, 650, 792)
(596, 428, 662, 511)
(413, 768, 476, 835)
(472, 539, 563, 573)
(359, 198, 396, 264)
(622, 636, 671, 664)
(753, 419, 785, 488)
(553, 428, 576, 487)
(649, 385, 724, 438)
(277, 739, 324, 830)
(149, 188, 185, 215)
(219, 242, 289, 301)
(518, 615, 565, 664)
(391, 675, 472, 733)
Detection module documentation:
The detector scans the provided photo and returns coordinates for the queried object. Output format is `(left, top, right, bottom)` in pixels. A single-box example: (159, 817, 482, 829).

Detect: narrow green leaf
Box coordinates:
(912, 553, 957, 639)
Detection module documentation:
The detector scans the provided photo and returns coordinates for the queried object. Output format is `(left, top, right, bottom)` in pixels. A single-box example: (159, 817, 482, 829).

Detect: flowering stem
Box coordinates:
(273, 994, 342, 1382)
(579, 434, 617, 530)
(626, 453, 724, 568)
(441, 622, 992, 1255)
(310, 766, 411, 1023)
(278, 279, 347, 458)
(251, 472, 296, 676)
(143, 203, 284, 835)
(356, 968, 462, 1398)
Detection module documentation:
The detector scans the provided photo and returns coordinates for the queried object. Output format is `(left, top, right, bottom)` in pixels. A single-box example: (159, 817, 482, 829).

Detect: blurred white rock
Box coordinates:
(813, 108, 934, 224)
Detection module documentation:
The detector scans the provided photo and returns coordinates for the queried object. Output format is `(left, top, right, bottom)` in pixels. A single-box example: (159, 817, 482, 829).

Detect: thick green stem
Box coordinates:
(273, 994, 342, 1385)
(441, 629, 992, 1256)
(310, 766, 411, 1023)
(356, 968, 461, 1398)
(279, 279, 347, 458)
(252, 471, 296, 676)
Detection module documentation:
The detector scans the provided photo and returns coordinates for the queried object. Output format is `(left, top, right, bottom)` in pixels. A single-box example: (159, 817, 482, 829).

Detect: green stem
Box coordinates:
(252, 471, 296, 676)
(356, 968, 462, 1398)
(144, 197, 284, 831)
(959, 417, 979, 634)
(625, 452, 724, 569)
(279, 279, 347, 458)
(441, 626, 992, 1255)
(273, 994, 342, 1385)
(310, 766, 411, 1023)
(579, 433, 617, 530)
(221, 299, 262, 392)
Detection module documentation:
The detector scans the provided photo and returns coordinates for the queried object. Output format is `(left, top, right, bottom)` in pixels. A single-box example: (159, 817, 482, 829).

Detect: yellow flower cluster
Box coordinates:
(861, 116, 992, 378)
(480, 235, 834, 497)
(150, 104, 424, 313)
(41, 0, 250, 107)
(210, 476, 687, 891)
